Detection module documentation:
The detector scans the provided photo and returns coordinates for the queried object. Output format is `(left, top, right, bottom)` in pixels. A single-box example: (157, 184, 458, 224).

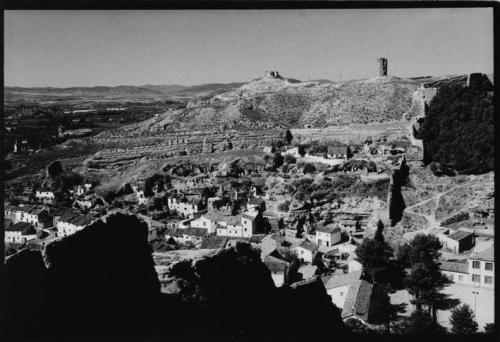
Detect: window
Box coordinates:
(203, 222, 206, 226)
(485, 276, 493, 284)
(458, 275, 464, 281)
(340, 291, 344, 296)
(472, 274, 480, 283)
(472, 261, 480, 269)
(485, 262, 493, 271)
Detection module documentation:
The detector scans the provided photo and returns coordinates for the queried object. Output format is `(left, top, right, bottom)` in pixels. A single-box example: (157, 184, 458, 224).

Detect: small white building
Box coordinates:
(322, 270, 363, 312)
(437, 229, 475, 254)
(35, 190, 55, 202)
(293, 240, 319, 263)
(316, 225, 342, 247)
(283, 146, 301, 158)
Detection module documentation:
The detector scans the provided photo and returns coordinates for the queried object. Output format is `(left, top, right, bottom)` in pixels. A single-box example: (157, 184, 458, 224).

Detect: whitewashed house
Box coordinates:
(35, 190, 55, 203)
(293, 240, 319, 263)
(191, 210, 256, 238)
(316, 225, 342, 247)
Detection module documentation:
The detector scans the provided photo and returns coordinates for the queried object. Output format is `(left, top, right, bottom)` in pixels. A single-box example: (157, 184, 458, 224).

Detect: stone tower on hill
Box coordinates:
(378, 57, 388, 76)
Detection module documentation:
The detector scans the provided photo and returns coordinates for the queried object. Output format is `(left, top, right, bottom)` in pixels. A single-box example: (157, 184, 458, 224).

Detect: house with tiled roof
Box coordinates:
(340, 279, 373, 322)
(293, 239, 319, 263)
(316, 224, 342, 247)
(264, 254, 299, 287)
(190, 209, 257, 238)
(322, 270, 363, 312)
(55, 209, 97, 237)
(327, 146, 349, 160)
(5, 222, 37, 244)
(181, 227, 208, 247)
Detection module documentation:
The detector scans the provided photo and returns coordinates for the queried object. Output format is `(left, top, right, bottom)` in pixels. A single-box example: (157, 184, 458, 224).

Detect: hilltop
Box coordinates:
(161, 73, 430, 130)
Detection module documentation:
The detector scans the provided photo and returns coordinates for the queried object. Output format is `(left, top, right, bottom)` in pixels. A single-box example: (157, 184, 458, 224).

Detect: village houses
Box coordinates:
(4, 221, 37, 244)
(5, 204, 51, 229)
(167, 197, 202, 219)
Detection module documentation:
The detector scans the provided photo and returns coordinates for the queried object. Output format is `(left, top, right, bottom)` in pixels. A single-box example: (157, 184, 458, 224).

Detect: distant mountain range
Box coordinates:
(4, 82, 246, 103)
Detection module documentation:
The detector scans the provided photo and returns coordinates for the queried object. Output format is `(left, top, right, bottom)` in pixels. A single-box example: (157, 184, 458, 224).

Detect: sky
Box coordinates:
(4, 9, 493, 87)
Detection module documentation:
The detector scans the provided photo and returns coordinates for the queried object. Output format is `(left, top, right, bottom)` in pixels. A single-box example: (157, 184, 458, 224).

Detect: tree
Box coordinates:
(355, 220, 393, 284)
(420, 84, 493, 174)
(368, 284, 391, 326)
(397, 234, 453, 323)
(484, 323, 495, 334)
(392, 310, 447, 335)
(285, 130, 293, 144)
(298, 145, 306, 157)
(48, 161, 63, 178)
(303, 163, 316, 174)
(449, 304, 478, 334)
(272, 152, 284, 169)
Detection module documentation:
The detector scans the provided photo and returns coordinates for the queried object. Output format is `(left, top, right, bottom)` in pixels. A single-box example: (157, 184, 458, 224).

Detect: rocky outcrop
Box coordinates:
(2, 213, 349, 341)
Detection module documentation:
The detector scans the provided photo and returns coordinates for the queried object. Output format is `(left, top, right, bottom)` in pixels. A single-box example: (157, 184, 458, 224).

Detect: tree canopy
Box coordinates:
(420, 84, 493, 174)
(449, 304, 478, 334)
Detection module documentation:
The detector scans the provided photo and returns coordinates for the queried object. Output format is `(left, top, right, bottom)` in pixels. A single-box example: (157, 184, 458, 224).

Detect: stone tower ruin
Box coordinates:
(378, 57, 388, 77)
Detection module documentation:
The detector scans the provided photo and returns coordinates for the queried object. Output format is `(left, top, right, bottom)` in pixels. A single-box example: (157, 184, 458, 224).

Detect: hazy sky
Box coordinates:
(4, 9, 493, 87)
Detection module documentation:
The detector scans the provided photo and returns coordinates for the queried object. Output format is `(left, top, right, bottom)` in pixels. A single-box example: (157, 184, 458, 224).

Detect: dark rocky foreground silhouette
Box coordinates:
(2, 213, 349, 342)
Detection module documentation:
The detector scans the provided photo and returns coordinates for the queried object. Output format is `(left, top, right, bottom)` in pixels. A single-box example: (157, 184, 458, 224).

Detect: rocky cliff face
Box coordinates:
(2, 213, 349, 341)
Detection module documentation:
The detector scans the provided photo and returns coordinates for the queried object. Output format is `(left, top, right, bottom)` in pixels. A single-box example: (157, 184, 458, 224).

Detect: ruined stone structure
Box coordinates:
(265, 71, 281, 78)
(378, 57, 388, 77)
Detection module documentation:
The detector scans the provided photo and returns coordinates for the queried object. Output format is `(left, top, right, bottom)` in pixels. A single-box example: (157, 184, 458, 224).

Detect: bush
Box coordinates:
(284, 154, 296, 164)
(277, 200, 291, 211)
(303, 163, 316, 174)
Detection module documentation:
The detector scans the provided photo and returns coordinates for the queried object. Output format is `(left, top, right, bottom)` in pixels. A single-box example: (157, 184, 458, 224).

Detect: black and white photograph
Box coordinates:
(1, 3, 496, 342)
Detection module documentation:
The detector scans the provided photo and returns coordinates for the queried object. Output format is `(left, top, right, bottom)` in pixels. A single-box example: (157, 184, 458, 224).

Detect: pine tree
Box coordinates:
(398, 234, 453, 322)
(449, 304, 478, 334)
